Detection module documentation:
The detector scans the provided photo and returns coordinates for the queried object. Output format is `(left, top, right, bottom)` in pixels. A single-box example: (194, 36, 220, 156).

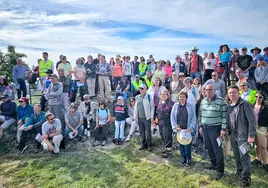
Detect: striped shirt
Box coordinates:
(199, 95, 227, 129)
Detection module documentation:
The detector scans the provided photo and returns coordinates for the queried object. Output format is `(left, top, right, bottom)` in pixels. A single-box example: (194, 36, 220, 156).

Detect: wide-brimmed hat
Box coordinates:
(191, 46, 199, 51)
(250, 47, 261, 54)
(220, 44, 230, 52)
(177, 130, 192, 145)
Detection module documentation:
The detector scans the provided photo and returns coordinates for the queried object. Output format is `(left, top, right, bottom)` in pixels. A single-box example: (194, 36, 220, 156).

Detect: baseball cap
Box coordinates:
(117, 96, 124, 100)
(0, 94, 9, 100)
(18, 97, 29, 103)
(139, 84, 147, 89)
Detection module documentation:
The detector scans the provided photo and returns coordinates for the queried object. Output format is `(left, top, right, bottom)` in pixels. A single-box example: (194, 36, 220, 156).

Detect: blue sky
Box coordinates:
(0, 0, 267, 67)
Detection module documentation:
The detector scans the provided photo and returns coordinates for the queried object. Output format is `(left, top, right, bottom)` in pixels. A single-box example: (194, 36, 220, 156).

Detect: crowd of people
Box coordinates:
(1, 45, 268, 187)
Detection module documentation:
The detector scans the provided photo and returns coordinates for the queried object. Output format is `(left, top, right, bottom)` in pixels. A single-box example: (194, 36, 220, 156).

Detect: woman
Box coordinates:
(147, 77, 166, 124)
(203, 52, 216, 82)
(156, 89, 174, 158)
(84, 55, 97, 98)
(109, 57, 115, 91)
(219, 44, 232, 86)
(163, 60, 172, 90)
(253, 91, 268, 171)
(239, 82, 256, 105)
(255, 57, 268, 95)
(126, 97, 139, 141)
(193, 78, 202, 91)
(169, 72, 184, 102)
(112, 58, 124, 90)
(180, 77, 199, 111)
(171, 91, 196, 166)
(153, 61, 166, 82)
(73, 58, 86, 102)
(93, 101, 111, 146)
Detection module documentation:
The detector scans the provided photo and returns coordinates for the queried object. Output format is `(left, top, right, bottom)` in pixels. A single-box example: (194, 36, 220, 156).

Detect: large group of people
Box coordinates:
(1, 45, 268, 187)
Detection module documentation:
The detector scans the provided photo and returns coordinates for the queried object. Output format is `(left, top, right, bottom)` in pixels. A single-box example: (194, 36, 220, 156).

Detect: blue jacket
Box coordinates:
(220, 52, 232, 65)
(16, 104, 34, 121)
(24, 111, 46, 127)
(170, 102, 196, 133)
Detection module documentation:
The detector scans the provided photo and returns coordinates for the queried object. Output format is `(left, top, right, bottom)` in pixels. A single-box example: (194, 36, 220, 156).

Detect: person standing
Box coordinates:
(39, 52, 54, 85)
(219, 44, 232, 86)
(229, 48, 240, 85)
(183, 52, 190, 76)
(132, 56, 140, 76)
(40, 69, 53, 111)
(199, 84, 227, 180)
(173, 55, 186, 75)
(84, 55, 97, 98)
(227, 85, 256, 187)
(203, 52, 216, 83)
(12, 58, 30, 99)
(134, 84, 155, 151)
(254, 57, 268, 95)
(189, 47, 203, 80)
(236, 47, 254, 78)
(263, 47, 268, 63)
(72, 58, 86, 102)
(96, 55, 112, 102)
(123, 56, 133, 84)
(203, 71, 225, 97)
(58, 68, 70, 113)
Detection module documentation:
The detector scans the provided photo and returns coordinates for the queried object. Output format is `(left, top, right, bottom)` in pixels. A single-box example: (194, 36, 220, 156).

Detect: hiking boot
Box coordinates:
(161, 149, 167, 154)
(251, 159, 261, 165)
(180, 158, 186, 165)
(204, 164, 216, 170)
(118, 139, 123, 145)
(101, 140, 107, 146)
(186, 159, 191, 167)
(18, 145, 28, 155)
(241, 178, 251, 187)
(92, 140, 101, 147)
(215, 172, 224, 180)
(138, 145, 147, 150)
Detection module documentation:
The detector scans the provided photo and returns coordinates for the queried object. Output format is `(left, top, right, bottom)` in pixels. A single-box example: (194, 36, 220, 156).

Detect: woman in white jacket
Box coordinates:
(125, 97, 139, 141)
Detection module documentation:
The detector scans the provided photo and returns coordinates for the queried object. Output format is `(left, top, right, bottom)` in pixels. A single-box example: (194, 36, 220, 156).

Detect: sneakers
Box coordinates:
(162, 152, 169, 158)
(180, 158, 186, 164)
(118, 139, 123, 145)
(101, 140, 107, 146)
(186, 159, 191, 167)
(125, 135, 131, 142)
(113, 139, 119, 145)
(18, 145, 28, 155)
(215, 172, 224, 180)
(241, 178, 251, 187)
(138, 145, 147, 150)
(147, 146, 153, 152)
(93, 140, 101, 147)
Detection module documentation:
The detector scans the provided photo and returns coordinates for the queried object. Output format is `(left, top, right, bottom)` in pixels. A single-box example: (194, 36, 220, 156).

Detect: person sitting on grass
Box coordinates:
(18, 104, 46, 154)
(126, 97, 139, 141)
(40, 112, 63, 154)
(115, 76, 130, 101)
(65, 103, 85, 142)
(16, 97, 34, 143)
(113, 96, 128, 145)
(0, 94, 17, 140)
(78, 94, 93, 137)
(93, 101, 111, 147)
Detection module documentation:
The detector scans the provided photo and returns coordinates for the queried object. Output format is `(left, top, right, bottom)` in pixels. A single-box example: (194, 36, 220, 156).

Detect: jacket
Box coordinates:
(24, 111, 46, 127)
(45, 82, 63, 106)
(113, 104, 128, 121)
(170, 102, 196, 133)
(16, 104, 34, 121)
(84, 62, 97, 78)
(254, 103, 268, 127)
(147, 86, 166, 106)
(0, 99, 17, 119)
(227, 98, 256, 140)
(134, 93, 155, 121)
(156, 99, 174, 126)
(58, 75, 70, 93)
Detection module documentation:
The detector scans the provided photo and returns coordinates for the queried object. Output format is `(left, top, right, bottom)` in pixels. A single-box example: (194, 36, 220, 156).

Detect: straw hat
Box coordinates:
(176, 130, 192, 145)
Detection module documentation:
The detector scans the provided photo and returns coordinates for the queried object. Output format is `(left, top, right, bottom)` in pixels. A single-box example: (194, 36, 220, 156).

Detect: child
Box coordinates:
(113, 96, 128, 145)
(93, 101, 110, 146)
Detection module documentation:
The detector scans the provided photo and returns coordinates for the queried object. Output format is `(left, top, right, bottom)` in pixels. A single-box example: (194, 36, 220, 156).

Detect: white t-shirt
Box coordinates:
(204, 58, 216, 70)
(74, 66, 86, 80)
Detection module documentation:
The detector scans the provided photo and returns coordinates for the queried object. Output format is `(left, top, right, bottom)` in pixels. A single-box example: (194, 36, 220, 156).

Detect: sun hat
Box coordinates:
(220, 44, 230, 52)
(250, 47, 261, 54)
(191, 46, 199, 51)
(177, 130, 192, 145)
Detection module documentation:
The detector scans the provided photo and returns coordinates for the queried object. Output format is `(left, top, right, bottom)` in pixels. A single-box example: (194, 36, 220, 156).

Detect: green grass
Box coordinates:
(1, 140, 268, 188)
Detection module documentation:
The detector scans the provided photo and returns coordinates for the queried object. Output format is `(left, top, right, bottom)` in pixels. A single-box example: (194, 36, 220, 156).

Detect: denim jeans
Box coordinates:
(114, 120, 125, 139)
(65, 125, 84, 139)
(180, 142, 192, 160)
(190, 72, 201, 81)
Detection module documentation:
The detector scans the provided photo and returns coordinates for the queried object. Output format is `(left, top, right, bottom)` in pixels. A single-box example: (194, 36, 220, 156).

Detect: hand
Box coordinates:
(132, 117, 135, 121)
(27, 125, 33, 130)
(248, 137, 255, 143)
(199, 127, 203, 136)
(40, 135, 48, 140)
(113, 117, 116, 121)
(265, 132, 268, 138)
(220, 130, 226, 137)
(17, 120, 22, 126)
(176, 127, 181, 132)
(186, 128, 191, 132)
(73, 129, 78, 134)
(260, 81, 264, 84)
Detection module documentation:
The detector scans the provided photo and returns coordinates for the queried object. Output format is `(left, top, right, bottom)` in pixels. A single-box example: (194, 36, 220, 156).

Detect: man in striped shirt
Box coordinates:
(199, 84, 227, 180)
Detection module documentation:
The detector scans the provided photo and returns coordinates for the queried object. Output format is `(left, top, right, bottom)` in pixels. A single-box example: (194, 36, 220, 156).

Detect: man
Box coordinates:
(132, 75, 143, 97)
(0, 94, 17, 139)
(115, 76, 130, 100)
(65, 103, 84, 141)
(199, 84, 227, 180)
(239, 82, 257, 105)
(235, 68, 256, 90)
(173, 55, 186, 75)
(183, 51, 190, 76)
(203, 71, 225, 97)
(134, 84, 155, 151)
(236, 47, 254, 78)
(227, 85, 256, 187)
(40, 112, 63, 154)
(96, 55, 111, 102)
(58, 56, 72, 77)
(45, 74, 64, 124)
(263, 46, 268, 63)
(84, 55, 97, 98)
(147, 58, 156, 75)
(40, 69, 53, 111)
(39, 52, 54, 82)
(18, 104, 46, 154)
(132, 56, 140, 76)
(144, 71, 153, 88)
(189, 47, 203, 80)
(58, 68, 70, 113)
(12, 58, 30, 99)
(123, 56, 133, 84)
(93, 53, 101, 65)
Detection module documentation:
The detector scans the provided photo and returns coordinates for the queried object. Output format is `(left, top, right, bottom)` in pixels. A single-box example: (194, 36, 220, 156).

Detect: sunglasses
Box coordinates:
(139, 88, 144, 90)
(84, 98, 89, 100)
(18, 101, 24, 103)
(49, 117, 55, 121)
(255, 96, 263, 99)
(212, 75, 217, 77)
(179, 76, 184, 78)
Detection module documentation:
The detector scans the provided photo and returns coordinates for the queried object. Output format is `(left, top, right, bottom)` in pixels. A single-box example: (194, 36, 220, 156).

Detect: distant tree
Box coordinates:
(0, 45, 27, 81)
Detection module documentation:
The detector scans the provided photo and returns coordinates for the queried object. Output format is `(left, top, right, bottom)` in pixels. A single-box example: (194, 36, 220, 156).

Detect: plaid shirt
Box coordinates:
(96, 62, 111, 76)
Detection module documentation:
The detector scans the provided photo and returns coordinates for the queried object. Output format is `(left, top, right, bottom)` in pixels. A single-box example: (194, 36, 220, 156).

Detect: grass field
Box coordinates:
(1, 136, 268, 188)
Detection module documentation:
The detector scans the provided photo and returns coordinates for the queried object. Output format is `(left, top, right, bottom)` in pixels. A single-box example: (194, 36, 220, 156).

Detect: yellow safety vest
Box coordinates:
(239, 89, 257, 104)
(132, 80, 143, 91)
(145, 77, 152, 87)
(139, 63, 147, 78)
(39, 60, 53, 77)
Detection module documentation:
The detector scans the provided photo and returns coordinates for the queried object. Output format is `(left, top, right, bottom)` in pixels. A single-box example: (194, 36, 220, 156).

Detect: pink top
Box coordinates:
(112, 64, 124, 77)
(164, 65, 172, 78)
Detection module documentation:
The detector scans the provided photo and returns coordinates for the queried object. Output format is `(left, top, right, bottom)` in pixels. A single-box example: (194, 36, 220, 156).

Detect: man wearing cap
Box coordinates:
(132, 75, 143, 97)
(115, 76, 130, 100)
(236, 47, 254, 78)
(65, 103, 85, 141)
(134, 84, 155, 151)
(45, 74, 64, 125)
(12, 58, 30, 99)
(0, 94, 17, 140)
(189, 47, 203, 81)
(40, 69, 53, 111)
(263, 47, 268, 63)
(199, 84, 227, 180)
(40, 112, 63, 154)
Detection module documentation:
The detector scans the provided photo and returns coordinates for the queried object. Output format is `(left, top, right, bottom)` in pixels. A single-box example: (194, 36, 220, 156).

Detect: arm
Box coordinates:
(20, 106, 33, 121)
(188, 105, 196, 133)
(170, 104, 177, 130)
(33, 114, 46, 127)
(254, 68, 260, 83)
(24, 114, 34, 127)
(48, 84, 63, 97)
(12, 66, 18, 85)
(62, 77, 70, 87)
(149, 95, 154, 120)
(65, 114, 75, 131)
(221, 81, 226, 97)
(75, 113, 84, 129)
(221, 101, 227, 130)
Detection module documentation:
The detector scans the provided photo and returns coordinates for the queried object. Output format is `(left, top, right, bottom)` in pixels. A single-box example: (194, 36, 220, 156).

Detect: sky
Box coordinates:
(0, 0, 267, 67)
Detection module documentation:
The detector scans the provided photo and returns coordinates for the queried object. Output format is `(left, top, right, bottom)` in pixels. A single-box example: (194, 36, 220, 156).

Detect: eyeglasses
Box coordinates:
(255, 96, 263, 99)
(48, 117, 55, 121)
(179, 76, 184, 78)
(139, 88, 144, 90)
(161, 93, 168, 96)
(240, 85, 246, 87)
(211, 75, 217, 77)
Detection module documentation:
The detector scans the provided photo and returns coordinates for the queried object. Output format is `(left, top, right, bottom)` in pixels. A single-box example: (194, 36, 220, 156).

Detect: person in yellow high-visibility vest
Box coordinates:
(39, 52, 54, 85)
(132, 75, 144, 97)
